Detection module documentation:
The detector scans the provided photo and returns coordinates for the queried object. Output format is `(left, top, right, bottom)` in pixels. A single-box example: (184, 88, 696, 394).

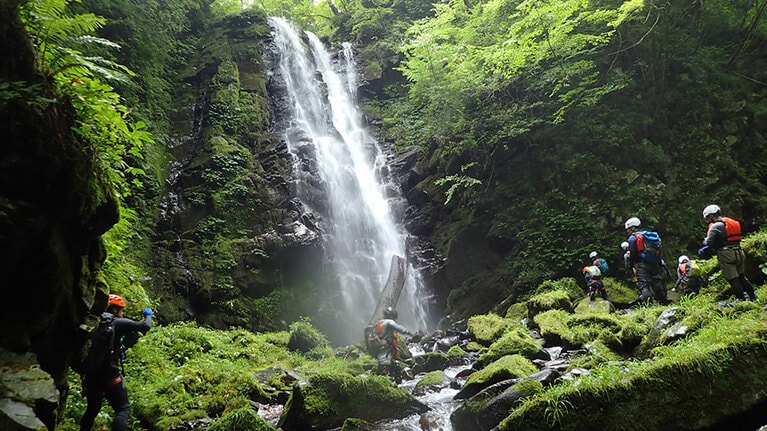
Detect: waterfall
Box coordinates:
(267, 17, 432, 344)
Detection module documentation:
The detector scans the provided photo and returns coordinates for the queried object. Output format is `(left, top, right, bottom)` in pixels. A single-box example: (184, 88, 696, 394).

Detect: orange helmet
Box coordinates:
(108, 294, 126, 309)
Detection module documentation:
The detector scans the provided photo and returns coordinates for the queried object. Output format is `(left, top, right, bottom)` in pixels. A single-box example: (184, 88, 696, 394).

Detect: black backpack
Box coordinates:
(72, 313, 116, 376)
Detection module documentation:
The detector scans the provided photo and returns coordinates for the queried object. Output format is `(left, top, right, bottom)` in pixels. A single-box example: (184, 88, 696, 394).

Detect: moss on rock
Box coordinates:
(468, 313, 515, 346)
(477, 327, 543, 366)
(278, 373, 428, 430)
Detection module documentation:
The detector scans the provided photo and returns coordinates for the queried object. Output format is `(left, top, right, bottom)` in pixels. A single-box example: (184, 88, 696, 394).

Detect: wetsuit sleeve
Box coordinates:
(703, 222, 726, 249)
(389, 321, 413, 337)
(113, 315, 152, 339)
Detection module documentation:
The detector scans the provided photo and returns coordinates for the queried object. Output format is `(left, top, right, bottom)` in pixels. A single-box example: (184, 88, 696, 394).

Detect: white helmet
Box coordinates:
(589, 251, 598, 259)
(702, 204, 721, 218)
(620, 241, 629, 251)
(678, 255, 689, 264)
(624, 217, 641, 230)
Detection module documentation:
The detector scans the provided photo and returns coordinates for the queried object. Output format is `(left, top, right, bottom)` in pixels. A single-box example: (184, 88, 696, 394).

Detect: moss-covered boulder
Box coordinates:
(527, 290, 573, 322)
(412, 351, 449, 374)
(534, 309, 623, 349)
(452, 378, 544, 431)
(287, 318, 330, 356)
(476, 327, 544, 367)
(454, 355, 539, 400)
(278, 373, 428, 430)
(414, 370, 450, 395)
(497, 311, 767, 430)
(468, 313, 515, 346)
(573, 297, 613, 314)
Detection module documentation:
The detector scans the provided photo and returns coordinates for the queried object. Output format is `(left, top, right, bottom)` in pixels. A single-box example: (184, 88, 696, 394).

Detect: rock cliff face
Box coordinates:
(145, 11, 331, 330)
(0, 2, 119, 429)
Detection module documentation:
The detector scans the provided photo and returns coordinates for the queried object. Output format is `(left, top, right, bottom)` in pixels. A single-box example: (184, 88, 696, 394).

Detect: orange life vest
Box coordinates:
(376, 321, 398, 348)
(707, 216, 742, 243)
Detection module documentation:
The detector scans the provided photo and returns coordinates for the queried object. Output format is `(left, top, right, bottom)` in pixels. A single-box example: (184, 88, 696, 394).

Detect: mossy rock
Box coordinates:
(208, 407, 274, 431)
(534, 308, 623, 349)
(477, 327, 543, 366)
(527, 290, 573, 322)
(287, 318, 330, 354)
(417, 370, 447, 387)
(414, 370, 449, 395)
(468, 313, 514, 346)
(530, 278, 583, 300)
(446, 345, 467, 361)
(504, 302, 528, 323)
(278, 373, 428, 430)
(568, 341, 623, 369)
(455, 355, 539, 400)
(573, 297, 613, 314)
(531, 309, 571, 346)
(602, 278, 638, 305)
(412, 351, 449, 373)
(465, 341, 485, 352)
(497, 315, 767, 431)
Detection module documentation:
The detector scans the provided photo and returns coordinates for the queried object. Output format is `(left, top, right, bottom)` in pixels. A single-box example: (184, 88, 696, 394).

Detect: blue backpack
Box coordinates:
(636, 231, 662, 265)
(593, 257, 609, 275)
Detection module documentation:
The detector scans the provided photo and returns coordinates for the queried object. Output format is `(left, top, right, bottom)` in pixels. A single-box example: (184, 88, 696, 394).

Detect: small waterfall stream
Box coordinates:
(267, 17, 433, 345)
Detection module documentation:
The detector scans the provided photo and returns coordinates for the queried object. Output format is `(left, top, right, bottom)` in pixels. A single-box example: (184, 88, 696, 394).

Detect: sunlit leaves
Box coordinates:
(20, 0, 152, 201)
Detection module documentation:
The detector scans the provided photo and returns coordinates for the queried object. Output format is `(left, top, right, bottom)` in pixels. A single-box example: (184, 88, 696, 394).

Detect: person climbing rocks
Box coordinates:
(699, 204, 757, 301)
(674, 255, 706, 296)
(80, 294, 153, 431)
(373, 307, 414, 384)
(588, 251, 609, 276)
(625, 217, 668, 305)
(582, 264, 608, 301)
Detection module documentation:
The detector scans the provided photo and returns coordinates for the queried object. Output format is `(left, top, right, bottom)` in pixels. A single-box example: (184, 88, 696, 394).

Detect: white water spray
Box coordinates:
(268, 17, 431, 344)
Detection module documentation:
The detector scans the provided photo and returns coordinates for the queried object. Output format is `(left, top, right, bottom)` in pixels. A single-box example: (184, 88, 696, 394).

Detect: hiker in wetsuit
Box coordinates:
(582, 265, 608, 301)
(674, 255, 705, 296)
(699, 204, 757, 301)
(625, 217, 668, 305)
(80, 294, 153, 431)
(374, 307, 414, 383)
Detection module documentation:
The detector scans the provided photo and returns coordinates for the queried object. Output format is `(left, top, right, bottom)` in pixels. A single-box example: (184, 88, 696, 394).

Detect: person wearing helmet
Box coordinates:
(80, 294, 154, 431)
(373, 306, 414, 383)
(588, 251, 609, 276)
(674, 255, 706, 296)
(699, 205, 757, 301)
(582, 265, 608, 301)
(621, 241, 636, 282)
(624, 217, 668, 305)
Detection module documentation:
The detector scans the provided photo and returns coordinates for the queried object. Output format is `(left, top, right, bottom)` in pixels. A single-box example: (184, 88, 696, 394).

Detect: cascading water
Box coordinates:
(267, 17, 433, 345)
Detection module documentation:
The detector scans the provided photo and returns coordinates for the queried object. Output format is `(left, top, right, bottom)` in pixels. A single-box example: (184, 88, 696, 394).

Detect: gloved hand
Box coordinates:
(698, 245, 711, 257)
(142, 307, 154, 317)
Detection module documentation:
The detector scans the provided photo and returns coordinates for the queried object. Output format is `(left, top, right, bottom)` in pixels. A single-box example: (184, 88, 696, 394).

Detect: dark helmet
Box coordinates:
(383, 307, 397, 319)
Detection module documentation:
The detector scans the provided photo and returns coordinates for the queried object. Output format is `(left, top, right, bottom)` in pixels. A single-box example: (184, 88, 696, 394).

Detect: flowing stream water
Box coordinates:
(267, 17, 433, 345)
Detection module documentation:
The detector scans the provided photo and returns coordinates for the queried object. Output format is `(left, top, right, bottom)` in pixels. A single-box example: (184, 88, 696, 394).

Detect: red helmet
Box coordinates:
(108, 294, 126, 309)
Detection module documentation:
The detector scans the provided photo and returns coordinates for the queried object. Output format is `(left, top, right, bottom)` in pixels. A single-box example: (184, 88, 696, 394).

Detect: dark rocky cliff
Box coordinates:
(0, 2, 119, 428)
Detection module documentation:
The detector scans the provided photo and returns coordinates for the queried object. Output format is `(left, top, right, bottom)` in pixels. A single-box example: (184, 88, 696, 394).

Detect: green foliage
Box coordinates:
(58, 322, 374, 429)
(434, 162, 482, 204)
(20, 0, 152, 200)
(208, 407, 274, 431)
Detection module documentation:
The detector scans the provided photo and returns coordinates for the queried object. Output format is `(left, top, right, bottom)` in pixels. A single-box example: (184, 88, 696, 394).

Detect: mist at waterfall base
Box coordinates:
(266, 17, 435, 345)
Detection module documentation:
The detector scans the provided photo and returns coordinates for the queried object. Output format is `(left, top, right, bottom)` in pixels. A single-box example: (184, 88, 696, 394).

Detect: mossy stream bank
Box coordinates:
(54, 272, 767, 431)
